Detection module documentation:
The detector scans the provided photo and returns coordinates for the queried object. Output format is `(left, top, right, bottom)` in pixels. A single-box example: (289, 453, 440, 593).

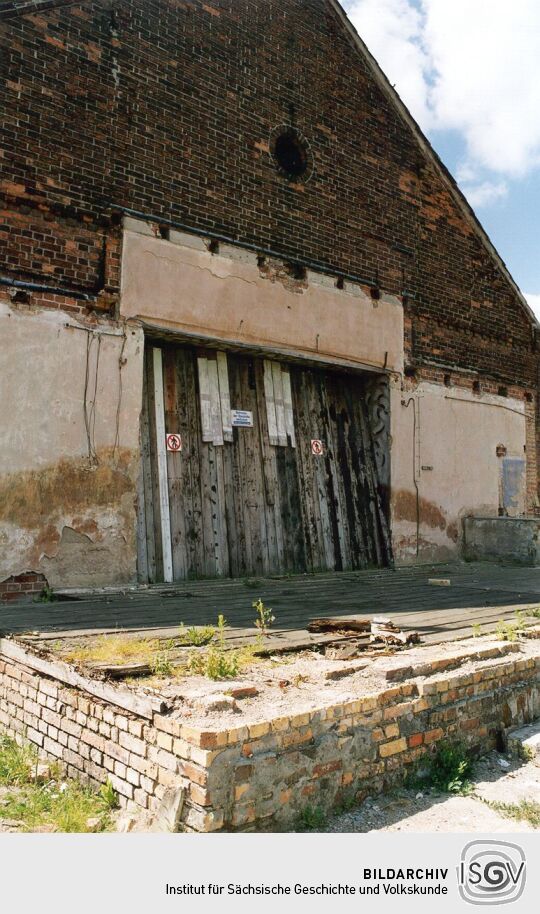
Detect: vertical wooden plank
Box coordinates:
(199, 437, 218, 576)
(318, 372, 348, 571)
(152, 346, 173, 583)
(221, 420, 239, 576)
(281, 367, 296, 448)
(197, 357, 213, 442)
(137, 359, 154, 582)
(254, 358, 282, 573)
(228, 356, 250, 575)
(344, 378, 385, 567)
(236, 357, 265, 574)
(263, 360, 279, 446)
(136, 460, 149, 583)
(278, 363, 307, 572)
(271, 361, 287, 446)
(308, 371, 335, 570)
(357, 389, 393, 566)
(207, 358, 224, 446)
(214, 446, 230, 576)
(333, 375, 367, 569)
(163, 347, 187, 581)
(217, 350, 233, 442)
(290, 367, 323, 571)
(183, 349, 205, 579)
(144, 346, 163, 582)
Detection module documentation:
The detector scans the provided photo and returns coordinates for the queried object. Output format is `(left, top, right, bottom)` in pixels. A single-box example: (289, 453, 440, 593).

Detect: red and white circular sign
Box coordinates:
(311, 439, 324, 456)
(166, 433, 182, 452)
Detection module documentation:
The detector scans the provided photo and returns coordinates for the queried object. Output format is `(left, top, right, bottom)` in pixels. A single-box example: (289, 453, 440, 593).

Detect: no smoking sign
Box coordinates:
(166, 433, 182, 453)
(311, 439, 324, 456)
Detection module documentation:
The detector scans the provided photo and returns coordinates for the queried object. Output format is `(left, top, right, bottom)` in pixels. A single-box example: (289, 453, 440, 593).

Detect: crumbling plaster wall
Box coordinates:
(390, 380, 527, 563)
(120, 226, 404, 375)
(0, 300, 144, 588)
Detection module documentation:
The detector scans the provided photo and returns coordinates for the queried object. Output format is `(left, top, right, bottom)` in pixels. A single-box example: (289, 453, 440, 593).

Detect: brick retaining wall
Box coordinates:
(0, 644, 539, 831)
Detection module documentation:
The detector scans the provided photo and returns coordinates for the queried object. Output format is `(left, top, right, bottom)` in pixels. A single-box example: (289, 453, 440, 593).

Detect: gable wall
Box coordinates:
(0, 0, 536, 386)
(1, 0, 539, 586)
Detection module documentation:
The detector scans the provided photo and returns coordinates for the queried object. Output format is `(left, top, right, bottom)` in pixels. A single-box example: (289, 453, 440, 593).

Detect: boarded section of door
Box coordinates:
(139, 343, 391, 581)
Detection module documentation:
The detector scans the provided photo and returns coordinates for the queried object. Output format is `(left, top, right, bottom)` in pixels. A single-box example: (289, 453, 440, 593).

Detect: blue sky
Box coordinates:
(343, 0, 540, 316)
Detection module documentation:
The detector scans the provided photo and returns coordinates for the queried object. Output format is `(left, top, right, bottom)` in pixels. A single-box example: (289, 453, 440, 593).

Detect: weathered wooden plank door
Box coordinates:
(289, 366, 391, 571)
(138, 342, 390, 581)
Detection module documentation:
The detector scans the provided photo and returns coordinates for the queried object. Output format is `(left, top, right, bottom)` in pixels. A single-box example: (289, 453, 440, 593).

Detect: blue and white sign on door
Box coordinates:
(231, 409, 253, 428)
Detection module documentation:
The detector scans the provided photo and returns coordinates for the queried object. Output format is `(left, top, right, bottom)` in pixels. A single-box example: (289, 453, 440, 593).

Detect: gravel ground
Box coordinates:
(326, 751, 540, 833)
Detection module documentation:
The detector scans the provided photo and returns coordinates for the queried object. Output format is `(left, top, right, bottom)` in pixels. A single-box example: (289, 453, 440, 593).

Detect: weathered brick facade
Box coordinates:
(1, 0, 538, 585)
(1, 0, 536, 383)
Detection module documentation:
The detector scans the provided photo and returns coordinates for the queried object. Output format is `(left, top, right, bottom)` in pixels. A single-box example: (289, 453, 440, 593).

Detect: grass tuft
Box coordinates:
(64, 635, 162, 666)
(0, 736, 113, 833)
(295, 804, 327, 831)
(0, 735, 38, 786)
(484, 798, 540, 828)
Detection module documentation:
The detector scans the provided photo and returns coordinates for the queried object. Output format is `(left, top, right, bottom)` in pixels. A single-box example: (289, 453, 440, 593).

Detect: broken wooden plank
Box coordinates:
(0, 638, 168, 718)
(307, 617, 371, 634)
(325, 640, 365, 660)
(371, 630, 420, 645)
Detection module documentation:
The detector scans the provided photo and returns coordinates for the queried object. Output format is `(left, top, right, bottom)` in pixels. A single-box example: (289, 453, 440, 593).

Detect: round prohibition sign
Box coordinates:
(311, 439, 324, 456)
(166, 433, 182, 452)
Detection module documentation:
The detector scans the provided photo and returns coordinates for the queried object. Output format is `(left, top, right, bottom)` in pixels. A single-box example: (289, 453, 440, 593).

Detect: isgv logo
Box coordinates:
(458, 840, 526, 905)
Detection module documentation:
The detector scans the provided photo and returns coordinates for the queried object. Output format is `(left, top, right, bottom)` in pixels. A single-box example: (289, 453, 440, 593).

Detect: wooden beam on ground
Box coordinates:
(0, 638, 168, 718)
(307, 618, 371, 634)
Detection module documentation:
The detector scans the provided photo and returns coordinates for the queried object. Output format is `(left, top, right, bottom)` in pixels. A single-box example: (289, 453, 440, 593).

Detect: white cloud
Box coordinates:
(344, 0, 540, 204)
(460, 180, 508, 209)
(344, 0, 433, 127)
(525, 293, 540, 321)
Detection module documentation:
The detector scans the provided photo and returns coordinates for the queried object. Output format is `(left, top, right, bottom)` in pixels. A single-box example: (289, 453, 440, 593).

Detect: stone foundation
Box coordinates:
(463, 516, 540, 565)
(0, 638, 539, 831)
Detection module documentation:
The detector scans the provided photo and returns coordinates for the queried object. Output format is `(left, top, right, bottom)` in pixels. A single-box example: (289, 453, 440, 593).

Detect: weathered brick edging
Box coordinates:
(0, 640, 539, 831)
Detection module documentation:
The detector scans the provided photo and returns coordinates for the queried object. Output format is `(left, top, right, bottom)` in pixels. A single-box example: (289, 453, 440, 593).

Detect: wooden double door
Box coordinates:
(138, 343, 391, 582)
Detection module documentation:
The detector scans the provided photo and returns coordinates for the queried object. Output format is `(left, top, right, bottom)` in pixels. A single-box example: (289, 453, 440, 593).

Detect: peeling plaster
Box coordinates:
(0, 303, 144, 586)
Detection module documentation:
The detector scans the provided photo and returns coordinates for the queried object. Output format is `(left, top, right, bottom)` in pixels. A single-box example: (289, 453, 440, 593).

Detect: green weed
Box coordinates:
(253, 598, 275, 635)
(178, 623, 215, 647)
(295, 804, 327, 831)
(150, 651, 173, 678)
(496, 620, 519, 641)
(35, 586, 56, 604)
(188, 615, 240, 680)
(407, 740, 474, 795)
(99, 779, 120, 811)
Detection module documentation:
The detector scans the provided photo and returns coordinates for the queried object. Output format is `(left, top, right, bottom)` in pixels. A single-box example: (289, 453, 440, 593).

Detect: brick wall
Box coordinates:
(0, 572, 47, 603)
(0, 654, 186, 814)
(0, 0, 537, 392)
(197, 655, 540, 831)
(1, 640, 539, 831)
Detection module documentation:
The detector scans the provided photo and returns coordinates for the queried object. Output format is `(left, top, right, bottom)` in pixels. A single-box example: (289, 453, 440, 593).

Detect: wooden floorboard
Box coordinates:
(2, 563, 539, 646)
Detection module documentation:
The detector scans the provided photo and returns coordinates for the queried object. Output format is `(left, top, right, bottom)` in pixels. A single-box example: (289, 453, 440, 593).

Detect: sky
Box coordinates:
(343, 0, 540, 318)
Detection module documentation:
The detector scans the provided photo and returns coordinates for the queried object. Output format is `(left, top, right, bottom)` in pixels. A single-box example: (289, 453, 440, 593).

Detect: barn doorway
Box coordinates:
(138, 342, 391, 582)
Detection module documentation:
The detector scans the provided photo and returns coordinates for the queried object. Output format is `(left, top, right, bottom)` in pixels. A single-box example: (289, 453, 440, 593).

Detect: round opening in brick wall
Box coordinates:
(269, 125, 313, 182)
